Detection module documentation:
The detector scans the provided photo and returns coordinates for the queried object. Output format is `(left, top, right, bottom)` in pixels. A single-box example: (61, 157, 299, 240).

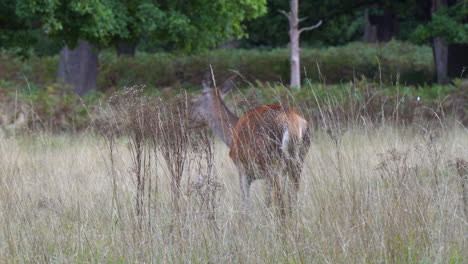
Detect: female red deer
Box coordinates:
(191, 76, 311, 213)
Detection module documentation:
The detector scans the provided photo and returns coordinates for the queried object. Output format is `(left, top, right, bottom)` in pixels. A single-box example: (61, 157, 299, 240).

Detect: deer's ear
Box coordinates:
(219, 75, 237, 97)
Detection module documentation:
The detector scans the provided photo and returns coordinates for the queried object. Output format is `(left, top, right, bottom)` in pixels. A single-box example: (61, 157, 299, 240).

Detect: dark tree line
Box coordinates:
(243, 0, 467, 84)
(1, 0, 466, 93)
(1, 0, 267, 95)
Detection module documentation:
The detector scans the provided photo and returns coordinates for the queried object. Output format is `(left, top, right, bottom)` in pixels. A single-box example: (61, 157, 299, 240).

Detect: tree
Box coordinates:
(14, 0, 147, 94)
(411, 0, 467, 83)
(363, 9, 398, 43)
(281, 0, 322, 89)
(0, 0, 38, 57)
(361, 1, 417, 43)
(361, 0, 466, 83)
(246, 0, 466, 84)
(14, 0, 267, 95)
(244, 0, 369, 47)
(432, 0, 449, 84)
(56, 40, 99, 95)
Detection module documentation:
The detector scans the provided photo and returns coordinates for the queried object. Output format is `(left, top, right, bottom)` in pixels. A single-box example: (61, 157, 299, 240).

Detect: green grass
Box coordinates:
(0, 77, 465, 133)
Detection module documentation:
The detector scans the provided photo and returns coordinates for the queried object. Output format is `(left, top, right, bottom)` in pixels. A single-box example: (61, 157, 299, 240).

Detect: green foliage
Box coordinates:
(0, 41, 435, 94)
(241, 78, 456, 109)
(0, 0, 38, 57)
(15, 0, 161, 47)
(0, 81, 102, 131)
(412, 2, 468, 44)
(13, 0, 267, 53)
(96, 41, 435, 89)
(300, 41, 434, 84)
(0, 74, 461, 132)
(29, 30, 63, 56)
(0, 40, 445, 131)
(146, 0, 268, 52)
(242, 0, 366, 47)
(447, 245, 464, 264)
(1, 41, 460, 131)
(243, 0, 466, 49)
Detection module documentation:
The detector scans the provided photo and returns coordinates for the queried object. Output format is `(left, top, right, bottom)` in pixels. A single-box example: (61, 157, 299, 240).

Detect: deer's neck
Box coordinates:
(209, 97, 239, 146)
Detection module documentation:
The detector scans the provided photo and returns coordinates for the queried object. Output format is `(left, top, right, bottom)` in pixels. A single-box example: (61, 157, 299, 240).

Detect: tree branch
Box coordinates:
(278, 10, 291, 22)
(299, 16, 308, 23)
(299, 20, 322, 35)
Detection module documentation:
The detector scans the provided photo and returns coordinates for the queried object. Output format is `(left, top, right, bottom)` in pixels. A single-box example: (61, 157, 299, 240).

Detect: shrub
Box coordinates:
(0, 41, 434, 95)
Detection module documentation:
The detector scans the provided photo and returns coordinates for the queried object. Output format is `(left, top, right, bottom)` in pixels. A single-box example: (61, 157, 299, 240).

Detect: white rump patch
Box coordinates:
(281, 128, 291, 156)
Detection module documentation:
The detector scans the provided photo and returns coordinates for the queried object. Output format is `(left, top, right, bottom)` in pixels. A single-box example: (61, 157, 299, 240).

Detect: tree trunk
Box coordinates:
(290, 0, 301, 89)
(285, 0, 321, 89)
(432, 0, 449, 84)
(363, 9, 377, 43)
(433, 37, 449, 84)
(377, 12, 397, 42)
(57, 40, 99, 95)
(448, 44, 468, 78)
(116, 42, 136, 56)
(364, 9, 397, 43)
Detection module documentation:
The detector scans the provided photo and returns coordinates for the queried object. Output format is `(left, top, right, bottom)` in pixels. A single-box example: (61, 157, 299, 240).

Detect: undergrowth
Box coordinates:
(1, 76, 466, 134)
(1, 41, 434, 93)
(0, 90, 466, 262)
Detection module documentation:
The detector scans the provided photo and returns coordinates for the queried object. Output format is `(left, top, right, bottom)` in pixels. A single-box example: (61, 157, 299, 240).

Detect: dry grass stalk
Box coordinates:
(23, 78, 463, 262)
(187, 125, 221, 224)
(1, 113, 466, 262)
(99, 85, 159, 227)
(98, 86, 222, 231)
(155, 93, 192, 215)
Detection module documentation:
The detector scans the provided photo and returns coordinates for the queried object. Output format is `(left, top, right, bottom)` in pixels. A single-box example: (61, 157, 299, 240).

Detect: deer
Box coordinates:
(191, 75, 311, 215)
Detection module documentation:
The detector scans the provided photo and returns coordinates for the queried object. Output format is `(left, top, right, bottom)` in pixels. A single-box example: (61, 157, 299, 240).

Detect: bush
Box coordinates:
(98, 41, 434, 90)
(1, 41, 434, 95)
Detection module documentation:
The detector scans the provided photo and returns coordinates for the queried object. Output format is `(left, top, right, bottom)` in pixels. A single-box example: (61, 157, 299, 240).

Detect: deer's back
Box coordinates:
(229, 105, 308, 172)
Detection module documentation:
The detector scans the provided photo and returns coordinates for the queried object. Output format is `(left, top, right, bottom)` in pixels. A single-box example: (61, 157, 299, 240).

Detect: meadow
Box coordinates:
(1, 1, 466, 262)
(0, 41, 466, 263)
(0, 87, 466, 263)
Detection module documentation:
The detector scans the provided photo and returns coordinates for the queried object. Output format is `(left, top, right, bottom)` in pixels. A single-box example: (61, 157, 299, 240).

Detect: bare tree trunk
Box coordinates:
(282, 0, 322, 90)
(432, 0, 449, 84)
(289, 0, 301, 89)
(57, 40, 99, 95)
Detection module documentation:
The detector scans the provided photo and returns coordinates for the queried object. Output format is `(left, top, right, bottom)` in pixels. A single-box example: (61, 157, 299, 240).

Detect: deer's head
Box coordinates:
(191, 75, 237, 122)
(191, 74, 239, 146)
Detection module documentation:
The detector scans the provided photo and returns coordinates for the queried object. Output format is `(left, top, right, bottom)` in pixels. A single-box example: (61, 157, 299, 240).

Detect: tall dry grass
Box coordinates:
(0, 125, 466, 263)
(0, 83, 467, 263)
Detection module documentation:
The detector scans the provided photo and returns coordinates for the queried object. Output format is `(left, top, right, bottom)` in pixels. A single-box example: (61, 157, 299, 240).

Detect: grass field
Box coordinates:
(1, 121, 466, 263)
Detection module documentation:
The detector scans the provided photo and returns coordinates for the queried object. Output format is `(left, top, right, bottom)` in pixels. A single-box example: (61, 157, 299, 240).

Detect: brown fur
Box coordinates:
(192, 79, 311, 214)
(230, 105, 307, 177)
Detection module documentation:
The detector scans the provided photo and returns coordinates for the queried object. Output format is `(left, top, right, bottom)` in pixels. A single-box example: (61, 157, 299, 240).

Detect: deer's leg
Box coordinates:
(264, 178, 273, 208)
(287, 129, 310, 213)
(239, 172, 251, 205)
(263, 160, 279, 208)
(286, 159, 301, 193)
(269, 170, 286, 219)
(285, 159, 301, 215)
